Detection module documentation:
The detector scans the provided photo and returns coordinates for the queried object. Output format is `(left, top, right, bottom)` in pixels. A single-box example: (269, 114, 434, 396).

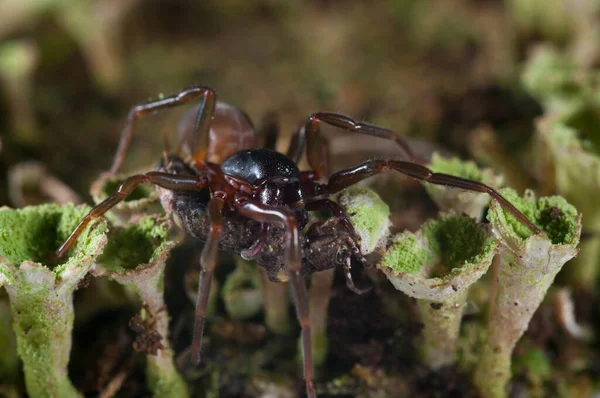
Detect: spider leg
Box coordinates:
(238, 201, 316, 398)
(304, 112, 416, 177)
(111, 86, 216, 174)
(305, 199, 359, 247)
(343, 257, 372, 295)
(53, 172, 208, 260)
(321, 159, 540, 235)
(192, 197, 224, 365)
(286, 122, 306, 164)
(259, 111, 279, 151)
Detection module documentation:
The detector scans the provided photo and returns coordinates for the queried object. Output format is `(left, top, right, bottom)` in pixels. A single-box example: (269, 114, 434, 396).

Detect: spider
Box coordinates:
(54, 86, 540, 398)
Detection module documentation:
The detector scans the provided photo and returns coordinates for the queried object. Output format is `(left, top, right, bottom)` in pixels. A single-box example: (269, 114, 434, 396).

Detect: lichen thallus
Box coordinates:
(52, 86, 540, 398)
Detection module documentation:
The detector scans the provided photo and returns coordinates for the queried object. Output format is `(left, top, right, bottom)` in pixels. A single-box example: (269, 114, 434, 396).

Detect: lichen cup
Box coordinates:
(426, 153, 503, 222)
(93, 214, 188, 398)
(535, 116, 600, 289)
(378, 213, 498, 369)
(0, 204, 108, 398)
(474, 189, 581, 398)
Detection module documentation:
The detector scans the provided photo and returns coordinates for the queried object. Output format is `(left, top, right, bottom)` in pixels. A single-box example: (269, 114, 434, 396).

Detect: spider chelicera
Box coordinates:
(54, 86, 540, 398)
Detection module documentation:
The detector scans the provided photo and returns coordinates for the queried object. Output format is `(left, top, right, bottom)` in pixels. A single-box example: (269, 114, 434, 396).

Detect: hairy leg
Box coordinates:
(323, 159, 540, 234)
(238, 201, 316, 398)
(54, 172, 208, 260)
(111, 86, 216, 173)
(192, 197, 224, 364)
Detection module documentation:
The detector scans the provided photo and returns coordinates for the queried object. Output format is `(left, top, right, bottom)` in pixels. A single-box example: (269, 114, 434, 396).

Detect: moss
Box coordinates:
(0, 204, 105, 267)
(102, 177, 156, 202)
(380, 234, 431, 274)
(487, 188, 579, 245)
(429, 153, 487, 182)
(99, 216, 170, 272)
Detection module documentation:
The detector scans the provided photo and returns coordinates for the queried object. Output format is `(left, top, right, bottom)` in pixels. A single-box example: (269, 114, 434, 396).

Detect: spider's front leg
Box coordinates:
(111, 86, 217, 174)
(54, 172, 209, 260)
(304, 112, 417, 177)
(322, 159, 541, 235)
(238, 201, 316, 398)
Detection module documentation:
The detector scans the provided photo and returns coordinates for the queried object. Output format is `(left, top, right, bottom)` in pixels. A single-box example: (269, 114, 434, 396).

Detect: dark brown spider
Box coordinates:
(54, 86, 540, 398)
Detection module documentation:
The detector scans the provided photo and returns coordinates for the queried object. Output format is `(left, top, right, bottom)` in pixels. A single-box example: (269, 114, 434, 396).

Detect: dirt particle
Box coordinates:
(547, 207, 562, 220)
(128, 314, 163, 355)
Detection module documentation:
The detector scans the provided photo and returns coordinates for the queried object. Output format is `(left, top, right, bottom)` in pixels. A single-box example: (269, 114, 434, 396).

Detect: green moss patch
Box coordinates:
(381, 214, 496, 277)
(0, 204, 107, 267)
(99, 216, 170, 272)
(487, 189, 579, 245)
(102, 177, 156, 202)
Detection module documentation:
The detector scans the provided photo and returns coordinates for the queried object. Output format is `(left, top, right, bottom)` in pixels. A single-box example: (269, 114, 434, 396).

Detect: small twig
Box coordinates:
(98, 353, 138, 398)
(553, 287, 592, 341)
(8, 161, 81, 206)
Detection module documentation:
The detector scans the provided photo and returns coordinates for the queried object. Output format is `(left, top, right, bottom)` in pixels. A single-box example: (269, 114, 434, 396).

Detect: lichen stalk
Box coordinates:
(222, 259, 263, 320)
(93, 215, 188, 398)
(7, 276, 80, 398)
(260, 268, 291, 335)
(474, 189, 581, 398)
(0, 40, 39, 146)
(378, 213, 498, 369)
(0, 289, 19, 397)
(417, 290, 469, 369)
(308, 268, 335, 367)
(0, 204, 108, 398)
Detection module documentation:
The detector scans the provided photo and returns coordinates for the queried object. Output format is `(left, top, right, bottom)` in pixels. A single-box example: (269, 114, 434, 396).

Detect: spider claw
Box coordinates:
(349, 283, 373, 295)
(343, 257, 371, 295)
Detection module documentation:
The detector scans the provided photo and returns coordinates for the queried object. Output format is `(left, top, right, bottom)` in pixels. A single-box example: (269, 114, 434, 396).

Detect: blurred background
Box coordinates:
(3, 0, 589, 204)
(2, 1, 600, 397)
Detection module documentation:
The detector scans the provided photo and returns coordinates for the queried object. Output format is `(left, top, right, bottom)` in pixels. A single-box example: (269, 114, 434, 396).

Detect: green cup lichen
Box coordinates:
(260, 269, 291, 336)
(337, 186, 390, 254)
(535, 116, 600, 288)
(378, 213, 498, 369)
(222, 260, 263, 320)
(523, 47, 600, 289)
(426, 153, 503, 221)
(487, 188, 579, 245)
(474, 189, 581, 398)
(0, 204, 108, 398)
(94, 215, 188, 398)
(90, 173, 162, 226)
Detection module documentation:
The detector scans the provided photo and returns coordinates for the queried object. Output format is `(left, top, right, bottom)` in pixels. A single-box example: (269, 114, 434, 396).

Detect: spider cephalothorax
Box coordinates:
(54, 86, 540, 398)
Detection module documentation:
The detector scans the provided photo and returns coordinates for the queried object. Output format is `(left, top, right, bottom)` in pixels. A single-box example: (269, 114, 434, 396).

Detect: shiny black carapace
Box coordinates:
(55, 86, 540, 398)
